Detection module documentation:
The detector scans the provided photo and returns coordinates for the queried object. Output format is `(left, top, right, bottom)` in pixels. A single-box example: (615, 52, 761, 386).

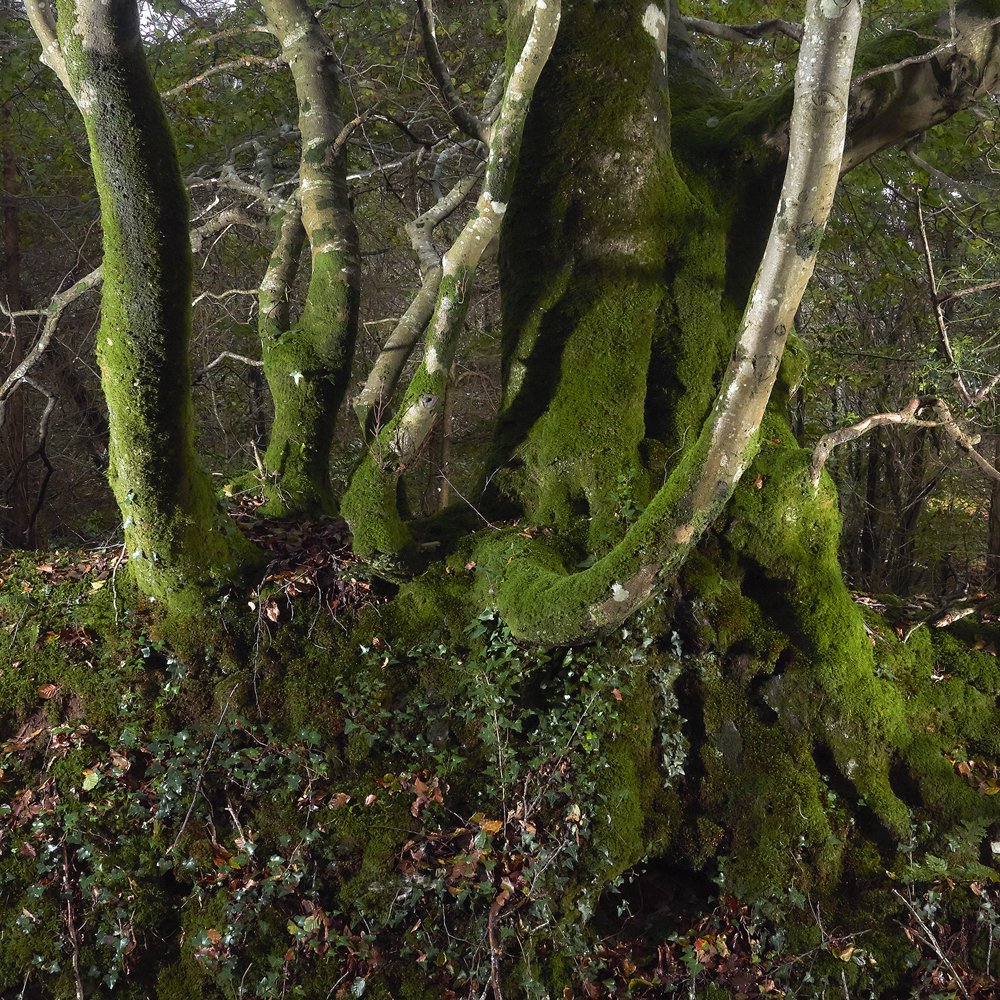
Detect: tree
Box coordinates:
(21, 0, 261, 610)
(13, 0, 1000, 995)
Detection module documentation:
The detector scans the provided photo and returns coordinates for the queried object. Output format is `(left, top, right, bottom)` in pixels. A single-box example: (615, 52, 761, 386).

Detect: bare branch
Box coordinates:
(852, 16, 1000, 86)
(333, 107, 378, 156)
(937, 278, 1000, 304)
(199, 351, 265, 375)
(916, 194, 973, 407)
(0, 267, 103, 409)
(161, 56, 283, 98)
(408, 161, 485, 275)
(191, 25, 276, 46)
(415, 0, 488, 144)
(809, 399, 935, 486)
(352, 162, 484, 438)
(924, 396, 1000, 482)
(681, 16, 803, 44)
(810, 396, 1000, 489)
(190, 208, 270, 252)
(192, 288, 261, 307)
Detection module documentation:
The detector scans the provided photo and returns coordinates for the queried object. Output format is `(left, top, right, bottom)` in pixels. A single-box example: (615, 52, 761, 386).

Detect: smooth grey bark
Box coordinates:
(339, 0, 562, 568)
(250, 0, 360, 517)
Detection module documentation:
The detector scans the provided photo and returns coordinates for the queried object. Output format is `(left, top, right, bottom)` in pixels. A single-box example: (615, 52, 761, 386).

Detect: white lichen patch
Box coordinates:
(611, 582, 630, 602)
(283, 23, 308, 49)
(490, 200, 507, 215)
(642, 4, 668, 64)
(78, 82, 97, 113)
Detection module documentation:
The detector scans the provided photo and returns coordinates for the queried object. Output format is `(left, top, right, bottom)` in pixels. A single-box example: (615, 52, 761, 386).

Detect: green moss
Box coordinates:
(488, 0, 730, 532)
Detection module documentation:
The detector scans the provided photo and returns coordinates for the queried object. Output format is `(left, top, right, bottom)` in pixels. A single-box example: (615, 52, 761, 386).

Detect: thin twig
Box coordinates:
(916, 195, 973, 406)
(62, 844, 84, 1000)
(892, 888, 971, 999)
(200, 350, 264, 374)
(169, 684, 239, 854)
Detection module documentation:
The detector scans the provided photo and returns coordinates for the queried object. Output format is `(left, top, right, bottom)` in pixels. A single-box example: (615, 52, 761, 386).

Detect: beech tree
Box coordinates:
(14, 0, 1000, 995)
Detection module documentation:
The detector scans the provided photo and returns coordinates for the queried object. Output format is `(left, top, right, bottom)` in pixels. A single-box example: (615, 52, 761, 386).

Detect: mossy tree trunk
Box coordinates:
(395, 0, 1000, 888)
(25, 0, 261, 614)
(464, 0, 1000, 643)
(249, 0, 361, 518)
(338, 0, 562, 573)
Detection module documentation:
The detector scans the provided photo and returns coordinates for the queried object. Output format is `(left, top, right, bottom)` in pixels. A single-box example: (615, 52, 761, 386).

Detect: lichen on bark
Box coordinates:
(249, 0, 361, 518)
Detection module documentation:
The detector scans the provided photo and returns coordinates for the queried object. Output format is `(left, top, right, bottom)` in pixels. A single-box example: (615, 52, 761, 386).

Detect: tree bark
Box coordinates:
(40, 0, 260, 611)
(480, 0, 862, 645)
(251, 0, 361, 517)
(338, 0, 562, 571)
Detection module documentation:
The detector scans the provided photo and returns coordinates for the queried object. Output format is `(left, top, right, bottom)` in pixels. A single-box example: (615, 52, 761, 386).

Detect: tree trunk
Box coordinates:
(467, 0, 860, 648)
(246, 0, 361, 518)
(50, 0, 259, 612)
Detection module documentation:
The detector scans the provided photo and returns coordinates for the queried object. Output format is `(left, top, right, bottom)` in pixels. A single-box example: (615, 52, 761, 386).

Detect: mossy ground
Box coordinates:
(4, 513, 1000, 998)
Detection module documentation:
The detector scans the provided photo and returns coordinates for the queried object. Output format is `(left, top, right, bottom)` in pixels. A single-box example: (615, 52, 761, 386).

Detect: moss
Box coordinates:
(488, 0, 730, 532)
(55, 0, 263, 619)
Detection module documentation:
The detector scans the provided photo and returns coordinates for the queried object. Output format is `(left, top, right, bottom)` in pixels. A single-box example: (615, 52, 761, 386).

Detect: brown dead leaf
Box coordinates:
(37, 683, 58, 700)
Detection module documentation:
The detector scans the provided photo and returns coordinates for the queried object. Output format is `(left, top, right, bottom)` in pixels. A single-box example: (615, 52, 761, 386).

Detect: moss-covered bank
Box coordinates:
(4, 508, 1000, 998)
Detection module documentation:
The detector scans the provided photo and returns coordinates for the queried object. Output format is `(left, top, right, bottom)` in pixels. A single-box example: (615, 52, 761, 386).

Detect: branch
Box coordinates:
(916, 193, 973, 407)
(923, 396, 1000, 483)
(353, 163, 484, 437)
(198, 351, 265, 375)
(333, 107, 378, 156)
(191, 25, 276, 46)
(340, 0, 562, 570)
(192, 288, 261, 307)
(161, 56, 283, 98)
(809, 399, 935, 486)
(937, 278, 1000, 304)
(892, 890, 972, 1000)
(0, 268, 103, 411)
(681, 16, 803, 44)
(904, 142, 972, 194)
(23, 0, 74, 98)
(852, 17, 1000, 86)
(842, 10, 1000, 173)
(190, 208, 270, 252)
(258, 199, 305, 339)
(415, 0, 488, 144)
(367, 0, 559, 471)
(810, 396, 1000, 489)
